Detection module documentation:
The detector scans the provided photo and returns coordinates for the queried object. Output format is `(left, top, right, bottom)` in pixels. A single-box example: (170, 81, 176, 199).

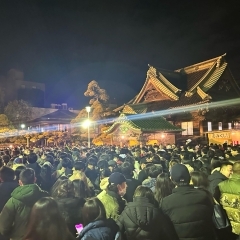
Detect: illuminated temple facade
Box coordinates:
(105, 54, 240, 146)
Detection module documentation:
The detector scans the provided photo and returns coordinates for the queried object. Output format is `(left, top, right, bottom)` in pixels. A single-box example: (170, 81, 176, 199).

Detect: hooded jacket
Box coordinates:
(117, 196, 177, 240)
(78, 219, 119, 240)
(97, 190, 126, 221)
(0, 184, 48, 240)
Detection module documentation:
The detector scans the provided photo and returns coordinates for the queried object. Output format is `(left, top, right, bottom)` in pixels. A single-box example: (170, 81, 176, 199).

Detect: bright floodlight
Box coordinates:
(82, 119, 91, 128)
(21, 124, 25, 129)
(85, 106, 91, 113)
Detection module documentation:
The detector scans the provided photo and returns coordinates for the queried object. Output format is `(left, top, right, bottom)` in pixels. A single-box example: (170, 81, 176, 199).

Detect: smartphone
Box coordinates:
(75, 223, 84, 233)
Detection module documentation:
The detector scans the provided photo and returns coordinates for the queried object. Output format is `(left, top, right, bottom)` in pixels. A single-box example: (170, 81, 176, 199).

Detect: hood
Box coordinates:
(79, 219, 118, 238)
(11, 184, 47, 206)
(142, 178, 156, 190)
(100, 177, 109, 190)
(208, 170, 227, 182)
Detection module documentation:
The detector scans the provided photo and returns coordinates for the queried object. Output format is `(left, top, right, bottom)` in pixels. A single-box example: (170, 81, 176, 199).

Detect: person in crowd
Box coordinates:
(137, 157, 148, 182)
(72, 179, 93, 199)
(161, 163, 216, 240)
(77, 197, 119, 240)
(229, 146, 240, 161)
(39, 163, 52, 192)
(0, 166, 19, 212)
(190, 171, 209, 190)
(0, 166, 19, 240)
(69, 161, 94, 190)
(118, 185, 178, 240)
(53, 179, 85, 236)
(97, 172, 127, 221)
(26, 153, 42, 186)
(120, 162, 141, 202)
(142, 164, 163, 192)
(0, 168, 48, 240)
(99, 168, 111, 191)
(23, 197, 74, 240)
(219, 161, 240, 238)
(85, 157, 98, 185)
(52, 157, 72, 181)
(208, 161, 233, 199)
(14, 165, 26, 181)
(154, 173, 174, 207)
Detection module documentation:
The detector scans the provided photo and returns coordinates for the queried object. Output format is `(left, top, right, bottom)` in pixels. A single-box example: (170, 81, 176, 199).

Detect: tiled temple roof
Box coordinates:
(104, 113, 182, 134)
(115, 53, 240, 114)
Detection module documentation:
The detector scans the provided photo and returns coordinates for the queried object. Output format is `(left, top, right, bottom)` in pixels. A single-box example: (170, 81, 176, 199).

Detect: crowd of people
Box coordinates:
(0, 141, 240, 240)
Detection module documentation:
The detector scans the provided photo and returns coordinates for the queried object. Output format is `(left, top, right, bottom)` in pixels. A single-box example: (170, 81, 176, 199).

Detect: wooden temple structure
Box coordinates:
(105, 53, 240, 146)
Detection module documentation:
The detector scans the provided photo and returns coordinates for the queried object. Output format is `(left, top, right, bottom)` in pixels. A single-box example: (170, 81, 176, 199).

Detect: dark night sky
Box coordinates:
(0, 0, 240, 109)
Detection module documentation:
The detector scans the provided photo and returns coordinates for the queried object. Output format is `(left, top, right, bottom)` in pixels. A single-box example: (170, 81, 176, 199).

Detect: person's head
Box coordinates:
(19, 168, 36, 185)
(82, 197, 106, 226)
(54, 179, 75, 198)
(232, 161, 240, 175)
(0, 166, 15, 182)
(193, 160, 203, 171)
(190, 171, 209, 189)
(155, 173, 174, 203)
(133, 186, 155, 205)
(220, 161, 233, 178)
(72, 179, 89, 199)
(97, 160, 108, 171)
(74, 161, 85, 171)
(121, 162, 133, 178)
(24, 197, 70, 240)
(15, 165, 26, 181)
(210, 156, 222, 170)
(40, 164, 52, 181)
(148, 164, 163, 178)
(170, 163, 191, 186)
(140, 157, 147, 170)
(27, 153, 38, 164)
(107, 172, 127, 197)
(45, 154, 54, 165)
(169, 159, 179, 172)
(108, 160, 117, 172)
(87, 158, 97, 170)
(61, 157, 71, 169)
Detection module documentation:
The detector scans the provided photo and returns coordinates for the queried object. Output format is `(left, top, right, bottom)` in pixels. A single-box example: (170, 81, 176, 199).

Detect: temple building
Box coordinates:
(105, 53, 240, 145)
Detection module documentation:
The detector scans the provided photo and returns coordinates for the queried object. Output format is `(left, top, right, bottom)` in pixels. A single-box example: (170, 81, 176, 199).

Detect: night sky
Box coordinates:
(0, 0, 239, 109)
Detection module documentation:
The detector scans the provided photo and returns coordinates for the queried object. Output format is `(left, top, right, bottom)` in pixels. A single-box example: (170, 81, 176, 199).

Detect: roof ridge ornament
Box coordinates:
(196, 86, 212, 100)
(147, 65, 157, 78)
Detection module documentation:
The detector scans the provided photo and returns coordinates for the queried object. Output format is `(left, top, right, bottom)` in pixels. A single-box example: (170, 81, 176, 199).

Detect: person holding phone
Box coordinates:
(77, 198, 119, 240)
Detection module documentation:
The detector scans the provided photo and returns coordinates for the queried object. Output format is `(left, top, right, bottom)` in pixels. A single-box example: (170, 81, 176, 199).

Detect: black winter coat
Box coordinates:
(161, 185, 215, 240)
(0, 181, 19, 212)
(56, 197, 85, 236)
(208, 171, 227, 196)
(118, 196, 178, 240)
(124, 177, 141, 202)
(78, 219, 119, 240)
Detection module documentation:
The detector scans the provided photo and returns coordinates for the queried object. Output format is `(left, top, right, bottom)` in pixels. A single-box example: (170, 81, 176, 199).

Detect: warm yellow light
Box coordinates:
(82, 119, 91, 128)
(85, 106, 91, 113)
